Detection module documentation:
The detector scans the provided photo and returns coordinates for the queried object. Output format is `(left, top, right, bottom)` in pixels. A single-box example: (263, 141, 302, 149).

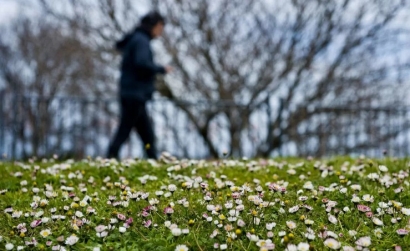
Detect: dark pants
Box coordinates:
(107, 97, 157, 159)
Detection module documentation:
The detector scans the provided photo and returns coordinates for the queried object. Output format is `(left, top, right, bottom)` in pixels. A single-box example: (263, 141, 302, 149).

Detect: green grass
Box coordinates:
(0, 156, 409, 250)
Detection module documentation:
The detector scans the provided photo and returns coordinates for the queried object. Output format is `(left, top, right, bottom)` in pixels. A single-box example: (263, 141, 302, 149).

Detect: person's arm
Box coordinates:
(133, 37, 166, 74)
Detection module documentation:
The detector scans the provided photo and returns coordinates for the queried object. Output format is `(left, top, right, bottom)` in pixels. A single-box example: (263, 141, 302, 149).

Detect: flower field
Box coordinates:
(1, 155, 410, 250)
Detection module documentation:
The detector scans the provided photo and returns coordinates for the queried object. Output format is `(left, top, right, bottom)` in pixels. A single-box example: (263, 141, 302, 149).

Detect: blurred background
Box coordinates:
(1, 0, 410, 160)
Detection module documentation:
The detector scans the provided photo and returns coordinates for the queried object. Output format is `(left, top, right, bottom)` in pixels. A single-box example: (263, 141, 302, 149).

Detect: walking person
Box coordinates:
(107, 11, 172, 160)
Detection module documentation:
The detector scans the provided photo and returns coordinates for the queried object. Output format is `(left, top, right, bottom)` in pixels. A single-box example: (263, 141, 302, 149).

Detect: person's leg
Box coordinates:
(135, 102, 157, 159)
(107, 98, 136, 159)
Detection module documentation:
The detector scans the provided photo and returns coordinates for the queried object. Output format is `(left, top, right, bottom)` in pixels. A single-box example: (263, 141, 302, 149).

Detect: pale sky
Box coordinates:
(0, 0, 19, 23)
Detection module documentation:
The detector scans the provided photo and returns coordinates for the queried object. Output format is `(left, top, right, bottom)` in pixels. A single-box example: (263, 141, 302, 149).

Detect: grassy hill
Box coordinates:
(0, 156, 409, 250)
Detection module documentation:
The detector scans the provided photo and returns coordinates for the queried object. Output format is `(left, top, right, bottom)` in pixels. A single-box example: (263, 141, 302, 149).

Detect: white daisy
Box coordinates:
(328, 214, 338, 224)
(323, 238, 341, 250)
(286, 221, 296, 229)
(5, 243, 14, 250)
(65, 235, 79, 246)
(171, 228, 182, 236)
(372, 217, 383, 226)
(378, 165, 388, 172)
(401, 208, 410, 216)
(40, 229, 52, 238)
(362, 194, 374, 202)
(297, 242, 310, 251)
(355, 236, 371, 247)
(175, 244, 189, 251)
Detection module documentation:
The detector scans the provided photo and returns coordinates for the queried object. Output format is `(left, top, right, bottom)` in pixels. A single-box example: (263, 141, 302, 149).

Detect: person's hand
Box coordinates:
(165, 65, 173, 74)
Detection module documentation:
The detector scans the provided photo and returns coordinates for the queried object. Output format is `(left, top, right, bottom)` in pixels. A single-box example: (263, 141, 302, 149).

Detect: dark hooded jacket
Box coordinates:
(116, 28, 165, 102)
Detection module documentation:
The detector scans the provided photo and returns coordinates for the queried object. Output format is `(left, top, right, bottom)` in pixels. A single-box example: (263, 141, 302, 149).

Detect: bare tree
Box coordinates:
(0, 17, 111, 157)
(153, 0, 410, 157)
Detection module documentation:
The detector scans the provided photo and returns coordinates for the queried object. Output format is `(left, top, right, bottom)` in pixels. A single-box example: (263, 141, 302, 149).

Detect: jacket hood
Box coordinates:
(115, 27, 152, 51)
